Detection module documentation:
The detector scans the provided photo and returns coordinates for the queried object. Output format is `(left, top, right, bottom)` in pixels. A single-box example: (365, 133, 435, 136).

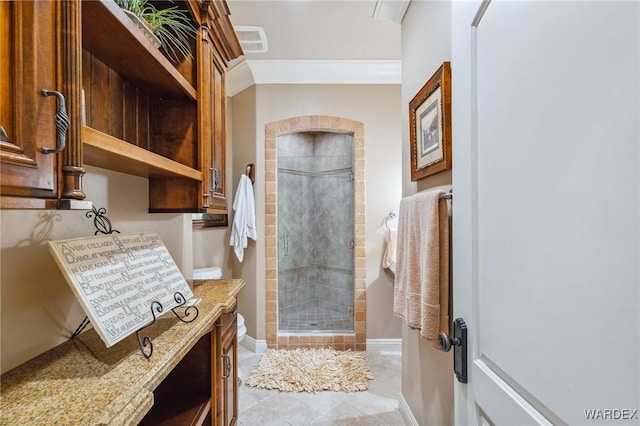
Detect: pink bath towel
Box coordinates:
(393, 189, 450, 345)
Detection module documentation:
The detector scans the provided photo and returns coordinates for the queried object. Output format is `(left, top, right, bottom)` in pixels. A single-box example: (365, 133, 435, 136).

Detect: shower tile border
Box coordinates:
(265, 115, 366, 351)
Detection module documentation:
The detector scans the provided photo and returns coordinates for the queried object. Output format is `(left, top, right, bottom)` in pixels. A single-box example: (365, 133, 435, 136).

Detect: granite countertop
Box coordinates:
(0, 279, 244, 426)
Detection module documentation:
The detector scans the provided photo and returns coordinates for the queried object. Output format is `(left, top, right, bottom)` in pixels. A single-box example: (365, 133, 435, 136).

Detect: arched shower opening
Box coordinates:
(264, 116, 366, 351)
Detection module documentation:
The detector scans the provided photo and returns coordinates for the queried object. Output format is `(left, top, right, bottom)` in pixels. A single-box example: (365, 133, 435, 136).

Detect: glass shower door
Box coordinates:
(277, 132, 354, 333)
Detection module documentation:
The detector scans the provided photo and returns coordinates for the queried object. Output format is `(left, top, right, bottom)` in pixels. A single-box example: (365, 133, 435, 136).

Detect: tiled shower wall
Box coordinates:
(277, 132, 354, 331)
(265, 116, 366, 350)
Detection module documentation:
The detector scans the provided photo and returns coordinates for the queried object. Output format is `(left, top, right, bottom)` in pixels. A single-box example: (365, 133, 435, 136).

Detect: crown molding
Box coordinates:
(372, 0, 411, 24)
(226, 59, 401, 96)
(226, 59, 255, 97)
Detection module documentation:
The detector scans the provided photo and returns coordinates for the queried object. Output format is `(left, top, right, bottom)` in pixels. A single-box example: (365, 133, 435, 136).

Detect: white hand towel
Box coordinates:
(229, 174, 257, 262)
(382, 227, 397, 274)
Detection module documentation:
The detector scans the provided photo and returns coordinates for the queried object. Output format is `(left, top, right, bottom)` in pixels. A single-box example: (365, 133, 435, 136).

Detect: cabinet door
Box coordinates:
(198, 27, 214, 211)
(221, 334, 237, 426)
(209, 55, 227, 212)
(1, 1, 59, 207)
(198, 30, 228, 214)
(217, 310, 238, 426)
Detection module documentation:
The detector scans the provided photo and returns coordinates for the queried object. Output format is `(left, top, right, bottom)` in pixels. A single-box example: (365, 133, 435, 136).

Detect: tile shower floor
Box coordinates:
(237, 344, 406, 425)
(279, 306, 354, 332)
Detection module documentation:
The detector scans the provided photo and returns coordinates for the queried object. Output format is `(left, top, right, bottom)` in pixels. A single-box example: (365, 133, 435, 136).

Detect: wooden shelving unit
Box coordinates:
(82, 0, 196, 100)
(2, 0, 241, 212)
(82, 126, 202, 180)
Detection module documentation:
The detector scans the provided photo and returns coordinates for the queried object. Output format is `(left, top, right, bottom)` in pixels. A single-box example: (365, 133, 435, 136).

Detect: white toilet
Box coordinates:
(193, 267, 246, 343)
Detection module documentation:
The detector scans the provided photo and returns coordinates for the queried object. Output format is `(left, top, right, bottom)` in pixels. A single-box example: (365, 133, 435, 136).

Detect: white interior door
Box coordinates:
(452, 1, 639, 425)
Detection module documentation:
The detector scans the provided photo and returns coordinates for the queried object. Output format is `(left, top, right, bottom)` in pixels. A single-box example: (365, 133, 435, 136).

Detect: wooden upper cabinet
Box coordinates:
(1, 1, 88, 209)
(209, 53, 228, 212)
(82, 0, 241, 213)
(1, 0, 242, 212)
(198, 28, 230, 214)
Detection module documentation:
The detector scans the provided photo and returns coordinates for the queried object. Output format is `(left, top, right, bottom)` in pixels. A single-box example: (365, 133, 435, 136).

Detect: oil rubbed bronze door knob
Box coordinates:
(437, 331, 460, 352)
(437, 318, 468, 383)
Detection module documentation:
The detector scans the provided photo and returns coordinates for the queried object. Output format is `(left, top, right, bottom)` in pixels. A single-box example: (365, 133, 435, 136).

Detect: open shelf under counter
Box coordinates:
(0, 280, 245, 425)
(82, 126, 203, 181)
(82, 0, 197, 100)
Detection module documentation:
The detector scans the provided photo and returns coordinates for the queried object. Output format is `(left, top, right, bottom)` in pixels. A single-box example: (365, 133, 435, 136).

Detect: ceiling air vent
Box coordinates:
(234, 26, 268, 54)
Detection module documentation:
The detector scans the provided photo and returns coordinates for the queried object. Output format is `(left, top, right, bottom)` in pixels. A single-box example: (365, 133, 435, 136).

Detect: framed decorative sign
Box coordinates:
(48, 232, 194, 348)
(409, 62, 452, 181)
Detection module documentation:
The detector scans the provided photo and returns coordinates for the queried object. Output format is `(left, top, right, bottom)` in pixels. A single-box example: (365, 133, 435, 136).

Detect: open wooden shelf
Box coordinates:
(82, 126, 202, 180)
(139, 397, 211, 426)
(82, 0, 197, 100)
(139, 331, 213, 426)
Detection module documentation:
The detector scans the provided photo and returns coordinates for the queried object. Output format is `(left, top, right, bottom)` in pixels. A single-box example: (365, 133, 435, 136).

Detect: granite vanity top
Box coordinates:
(0, 279, 244, 425)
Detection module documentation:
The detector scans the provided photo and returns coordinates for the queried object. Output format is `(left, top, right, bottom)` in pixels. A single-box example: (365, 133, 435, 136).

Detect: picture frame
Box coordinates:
(409, 62, 452, 181)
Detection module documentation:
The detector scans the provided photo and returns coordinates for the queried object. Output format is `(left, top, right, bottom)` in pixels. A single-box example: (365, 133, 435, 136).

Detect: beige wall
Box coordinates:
(191, 227, 230, 277)
(229, 86, 260, 340)
(230, 84, 403, 342)
(401, 1, 454, 425)
(0, 84, 401, 374)
(0, 166, 194, 374)
(191, 95, 238, 280)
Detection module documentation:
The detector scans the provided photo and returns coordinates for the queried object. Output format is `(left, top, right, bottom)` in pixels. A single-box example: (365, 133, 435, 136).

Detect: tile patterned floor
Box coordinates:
(237, 344, 406, 425)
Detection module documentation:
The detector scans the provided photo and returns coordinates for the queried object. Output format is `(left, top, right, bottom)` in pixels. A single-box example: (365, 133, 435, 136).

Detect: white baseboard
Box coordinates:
(398, 393, 419, 426)
(240, 335, 267, 353)
(366, 338, 402, 353)
(240, 336, 401, 354)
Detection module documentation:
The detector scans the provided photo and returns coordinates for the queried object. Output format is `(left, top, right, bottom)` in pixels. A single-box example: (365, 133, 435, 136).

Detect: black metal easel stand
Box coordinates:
(72, 291, 199, 359)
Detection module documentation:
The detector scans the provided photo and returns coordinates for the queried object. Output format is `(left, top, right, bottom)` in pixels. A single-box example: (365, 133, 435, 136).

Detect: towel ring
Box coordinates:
(385, 211, 398, 231)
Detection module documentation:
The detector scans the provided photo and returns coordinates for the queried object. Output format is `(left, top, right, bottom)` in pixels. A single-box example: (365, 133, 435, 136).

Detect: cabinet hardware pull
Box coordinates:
(41, 90, 69, 154)
(209, 167, 219, 193)
(222, 354, 232, 379)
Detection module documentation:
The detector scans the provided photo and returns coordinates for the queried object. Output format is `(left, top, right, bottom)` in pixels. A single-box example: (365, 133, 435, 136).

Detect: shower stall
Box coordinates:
(277, 131, 354, 333)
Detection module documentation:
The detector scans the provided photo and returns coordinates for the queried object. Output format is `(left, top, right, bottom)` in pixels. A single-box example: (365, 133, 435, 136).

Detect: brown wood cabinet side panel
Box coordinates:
(149, 177, 200, 210)
(149, 0, 198, 88)
(89, 55, 110, 134)
(151, 99, 198, 168)
(107, 68, 124, 140)
(84, 52, 154, 150)
(138, 92, 150, 150)
(172, 36, 198, 91)
(123, 80, 137, 145)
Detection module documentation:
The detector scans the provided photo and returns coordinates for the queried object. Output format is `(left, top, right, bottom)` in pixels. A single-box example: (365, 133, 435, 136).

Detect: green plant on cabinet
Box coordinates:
(115, 0, 196, 63)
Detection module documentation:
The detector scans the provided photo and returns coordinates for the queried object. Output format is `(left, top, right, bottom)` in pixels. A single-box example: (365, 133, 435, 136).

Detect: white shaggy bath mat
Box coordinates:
(245, 347, 374, 393)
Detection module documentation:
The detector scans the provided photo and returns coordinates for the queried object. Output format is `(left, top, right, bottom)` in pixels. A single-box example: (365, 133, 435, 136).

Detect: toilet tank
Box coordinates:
(193, 267, 222, 280)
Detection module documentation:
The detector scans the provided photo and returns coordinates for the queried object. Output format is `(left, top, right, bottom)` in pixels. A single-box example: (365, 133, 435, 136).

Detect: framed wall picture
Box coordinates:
(409, 62, 452, 181)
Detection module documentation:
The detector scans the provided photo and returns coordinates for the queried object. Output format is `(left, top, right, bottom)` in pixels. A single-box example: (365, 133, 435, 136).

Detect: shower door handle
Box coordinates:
(283, 233, 289, 256)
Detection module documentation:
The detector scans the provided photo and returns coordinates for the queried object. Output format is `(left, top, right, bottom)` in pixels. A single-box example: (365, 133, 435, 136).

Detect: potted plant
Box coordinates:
(115, 0, 196, 63)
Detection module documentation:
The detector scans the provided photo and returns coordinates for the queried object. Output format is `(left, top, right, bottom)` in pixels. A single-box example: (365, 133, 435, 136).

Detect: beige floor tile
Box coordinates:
(237, 344, 405, 425)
